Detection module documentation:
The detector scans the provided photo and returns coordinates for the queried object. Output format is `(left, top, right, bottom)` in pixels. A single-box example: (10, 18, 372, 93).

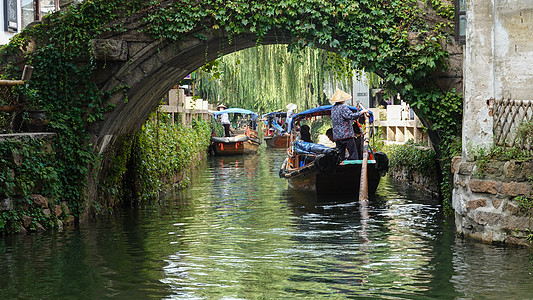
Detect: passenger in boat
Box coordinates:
(286, 103, 297, 128)
(330, 89, 369, 160)
(299, 124, 313, 143)
(217, 104, 231, 137)
(326, 128, 334, 143)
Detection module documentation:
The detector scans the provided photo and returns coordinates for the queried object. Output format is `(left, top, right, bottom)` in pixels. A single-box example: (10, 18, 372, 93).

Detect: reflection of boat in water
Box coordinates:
(278, 105, 389, 196)
(210, 108, 261, 156)
(262, 111, 290, 148)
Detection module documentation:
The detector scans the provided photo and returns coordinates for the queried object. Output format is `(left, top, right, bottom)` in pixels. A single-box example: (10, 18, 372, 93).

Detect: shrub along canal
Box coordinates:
(1, 148, 532, 299)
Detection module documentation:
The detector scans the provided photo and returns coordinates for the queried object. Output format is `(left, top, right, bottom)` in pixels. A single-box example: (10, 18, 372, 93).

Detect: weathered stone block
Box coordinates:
(522, 161, 533, 180)
(34, 222, 45, 232)
(12, 149, 22, 166)
(500, 214, 530, 231)
(469, 179, 501, 194)
(62, 201, 70, 215)
(65, 215, 75, 225)
(56, 219, 63, 231)
(505, 236, 531, 247)
(22, 215, 32, 228)
(501, 182, 532, 197)
(42, 208, 51, 217)
(18, 225, 27, 234)
(91, 39, 128, 61)
(31, 194, 48, 208)
(506, 202, 520, 215)
(473, 211, 502, 226)
(458, 162, 475, 175)
(467, 198, 487, 210)
(451, 156, 462, 174)
(492, 198, 504, 209)
(483, 161, 505, 177)
(0, 198, 12, 211)
(53, 205, 63, 217)
(504, 160, 523, 180)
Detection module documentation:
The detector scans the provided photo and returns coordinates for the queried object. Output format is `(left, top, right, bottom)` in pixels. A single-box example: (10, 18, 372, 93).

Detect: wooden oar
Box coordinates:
(359, 113, 370, 202)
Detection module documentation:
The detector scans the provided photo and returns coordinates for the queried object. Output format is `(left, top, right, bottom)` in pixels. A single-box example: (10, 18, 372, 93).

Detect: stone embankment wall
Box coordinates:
(0, 133, 76, 234)
(452, 157, 533, 247)
(388, 168, 440, 198)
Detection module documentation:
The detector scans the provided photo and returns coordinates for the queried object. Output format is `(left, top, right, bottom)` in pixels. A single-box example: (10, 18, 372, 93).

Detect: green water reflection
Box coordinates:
(1, 148, 533, 299)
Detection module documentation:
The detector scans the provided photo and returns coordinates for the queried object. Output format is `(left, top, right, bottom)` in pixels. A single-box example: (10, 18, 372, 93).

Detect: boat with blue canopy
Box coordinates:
(262, 111, 291, 148)
(279, 105, 388, 196)
(210, 108, 261, 155)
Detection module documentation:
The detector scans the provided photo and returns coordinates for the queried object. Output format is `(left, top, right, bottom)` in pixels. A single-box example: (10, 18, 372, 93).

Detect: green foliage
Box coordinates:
(516, 119, 533, 147)
(0, 0, 152, 217)
(195, 45, 337, 113)
(0, 0, 457, 220)
(515, 195, 533, 213)
(439, 135, 462, 213)
(0, 137, 66, 233)
(472, 145, 532, 177)
(384, 142, 437, 177)
(527, 229, 533, 243)
(130, 112, 211, 201)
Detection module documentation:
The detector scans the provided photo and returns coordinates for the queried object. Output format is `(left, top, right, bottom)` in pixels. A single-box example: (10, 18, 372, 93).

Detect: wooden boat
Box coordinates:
(279, 105, 389, 196)
(262, 111, 290, 148)
(210, 108, 261, 156)
(264, 133, 290, 148)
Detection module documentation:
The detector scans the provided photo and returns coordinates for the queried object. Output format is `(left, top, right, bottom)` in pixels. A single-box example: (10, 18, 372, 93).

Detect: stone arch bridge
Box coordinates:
(2, 1, 462, 201)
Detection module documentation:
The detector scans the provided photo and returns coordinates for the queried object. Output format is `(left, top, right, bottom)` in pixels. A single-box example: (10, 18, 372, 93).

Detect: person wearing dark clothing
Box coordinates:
(300, 124, 312, 143)
(330, 89, 368, 160)
(353, 122, 363, 160)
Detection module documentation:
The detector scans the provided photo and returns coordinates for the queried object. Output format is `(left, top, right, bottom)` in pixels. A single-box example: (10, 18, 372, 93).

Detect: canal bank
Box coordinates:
(1, 149, 533, 299)
(0, 112, 211, 234)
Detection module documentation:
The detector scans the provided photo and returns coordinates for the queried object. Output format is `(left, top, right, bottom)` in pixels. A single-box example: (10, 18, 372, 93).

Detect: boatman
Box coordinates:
(217, 104, 231, 137)
(330, 89, 369, 160)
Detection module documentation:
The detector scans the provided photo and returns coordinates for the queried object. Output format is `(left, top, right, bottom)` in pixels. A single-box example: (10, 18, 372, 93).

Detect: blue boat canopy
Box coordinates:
(212, 108, 258, 118)
(262, 111, 287, 118)
(287, 105, 373, 131)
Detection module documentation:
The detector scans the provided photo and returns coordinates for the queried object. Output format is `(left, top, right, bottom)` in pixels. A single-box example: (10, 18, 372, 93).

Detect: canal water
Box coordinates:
(1, 148, 533, 299)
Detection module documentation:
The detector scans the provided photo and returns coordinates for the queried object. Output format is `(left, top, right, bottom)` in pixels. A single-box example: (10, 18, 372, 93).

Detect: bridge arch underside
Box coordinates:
(90, 30, 297, 154)
(89, 26, 460, 157)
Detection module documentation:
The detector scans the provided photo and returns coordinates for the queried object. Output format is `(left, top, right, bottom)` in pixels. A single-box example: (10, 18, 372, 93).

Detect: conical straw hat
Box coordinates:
(329, 89, 352, 103)
(286, 103, 297, 110)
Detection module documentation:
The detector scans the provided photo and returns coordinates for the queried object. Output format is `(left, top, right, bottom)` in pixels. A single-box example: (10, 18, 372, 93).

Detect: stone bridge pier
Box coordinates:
(453, 2, 533, 246)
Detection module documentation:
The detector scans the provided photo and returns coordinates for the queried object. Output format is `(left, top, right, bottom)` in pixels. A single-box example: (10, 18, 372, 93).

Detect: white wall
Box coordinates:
(0, 0, 18, 45)
(462, 1, 533, 160)
(324, 72, 370, 108)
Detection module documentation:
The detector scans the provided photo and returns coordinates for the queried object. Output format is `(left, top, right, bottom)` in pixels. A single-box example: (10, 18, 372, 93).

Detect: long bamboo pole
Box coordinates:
(359, 114, 370, 202)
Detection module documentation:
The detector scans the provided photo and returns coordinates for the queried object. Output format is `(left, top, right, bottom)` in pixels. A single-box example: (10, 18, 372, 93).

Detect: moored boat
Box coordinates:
(279, 105, 389, 196)
(262, 111, 291, 148)
(210, 108, 261, 156)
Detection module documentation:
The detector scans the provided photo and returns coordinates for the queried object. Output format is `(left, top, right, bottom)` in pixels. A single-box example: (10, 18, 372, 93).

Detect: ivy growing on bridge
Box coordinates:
(0, 0, 461, 217)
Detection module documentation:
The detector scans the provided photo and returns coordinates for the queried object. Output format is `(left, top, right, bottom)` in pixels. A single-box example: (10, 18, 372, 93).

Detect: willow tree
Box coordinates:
(194, 45, 371, 113)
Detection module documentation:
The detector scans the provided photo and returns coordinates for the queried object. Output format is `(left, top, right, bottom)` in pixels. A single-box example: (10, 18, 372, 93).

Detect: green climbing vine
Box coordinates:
(0, 0, 460, 227)
(130, 111, 211, 201)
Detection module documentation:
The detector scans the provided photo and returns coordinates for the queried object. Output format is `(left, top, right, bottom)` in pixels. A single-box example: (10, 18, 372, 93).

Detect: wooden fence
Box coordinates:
(491, 98, 533, 152)
(159, 88, 213, 126)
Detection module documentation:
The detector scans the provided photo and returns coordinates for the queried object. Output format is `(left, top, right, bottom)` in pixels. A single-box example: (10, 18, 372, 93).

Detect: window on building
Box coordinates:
(21, 0, 58, 29)
(454, 0, 466, 45)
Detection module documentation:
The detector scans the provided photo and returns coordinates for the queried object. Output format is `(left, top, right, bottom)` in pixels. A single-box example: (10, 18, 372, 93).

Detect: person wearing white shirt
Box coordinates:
(217, 104, 231, 137)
